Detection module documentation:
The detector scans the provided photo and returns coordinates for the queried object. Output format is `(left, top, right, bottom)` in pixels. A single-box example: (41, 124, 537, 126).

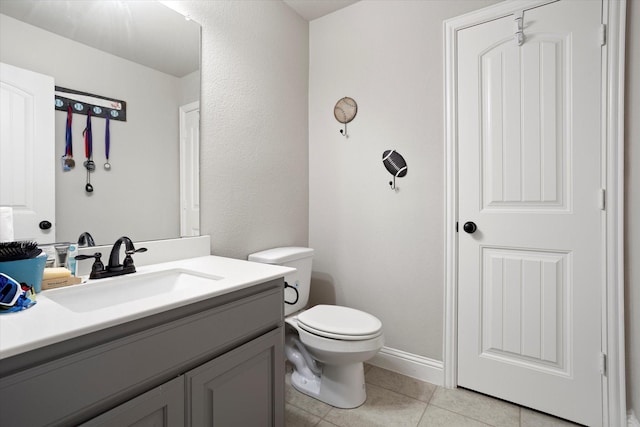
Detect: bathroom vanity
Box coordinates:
(0, 254, 292, 426)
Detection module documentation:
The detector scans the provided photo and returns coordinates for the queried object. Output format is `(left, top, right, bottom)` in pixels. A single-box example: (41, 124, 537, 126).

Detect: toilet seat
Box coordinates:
(296, 305, 382, 341)
(297, 323, 383, 340)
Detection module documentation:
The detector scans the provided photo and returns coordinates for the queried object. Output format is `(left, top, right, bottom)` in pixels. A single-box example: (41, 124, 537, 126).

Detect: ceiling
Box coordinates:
(0, 0, 200, 78)
(283, 0, 360, 21)
(0, 0, 359, 77)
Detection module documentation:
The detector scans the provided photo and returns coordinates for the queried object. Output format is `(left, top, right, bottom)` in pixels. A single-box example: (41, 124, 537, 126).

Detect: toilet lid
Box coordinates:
(297, 305, 382, 339)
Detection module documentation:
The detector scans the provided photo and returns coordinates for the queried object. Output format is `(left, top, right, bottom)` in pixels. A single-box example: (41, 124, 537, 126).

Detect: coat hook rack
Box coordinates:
(382, 149, 408, 191)
(54, 86, 127, 121)
(334, 97, 357, 138)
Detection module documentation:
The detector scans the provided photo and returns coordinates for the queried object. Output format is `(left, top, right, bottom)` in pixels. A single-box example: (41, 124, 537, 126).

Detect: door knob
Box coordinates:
(39, 220, 52, 230)
(463, 221, 477, 234)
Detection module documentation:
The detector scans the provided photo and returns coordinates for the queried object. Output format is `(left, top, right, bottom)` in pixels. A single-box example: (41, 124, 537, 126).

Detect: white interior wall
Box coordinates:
(0, 14, 181, 245)
(625, 0, 640, 420)
(165, 1, 309, 260)
(308, 0, 498, 360)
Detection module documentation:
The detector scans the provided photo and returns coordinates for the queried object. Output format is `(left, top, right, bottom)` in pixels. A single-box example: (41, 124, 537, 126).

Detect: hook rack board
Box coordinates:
(54, 86, 127, 121)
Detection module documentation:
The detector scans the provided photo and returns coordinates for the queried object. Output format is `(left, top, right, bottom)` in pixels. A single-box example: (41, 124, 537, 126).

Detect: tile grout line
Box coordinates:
(518, 406, 521, 427)
(426, 400, 499, 426)
(414, 402, 430, 427)
(364, 383, 433, 405)
(363, 370, 438, 403)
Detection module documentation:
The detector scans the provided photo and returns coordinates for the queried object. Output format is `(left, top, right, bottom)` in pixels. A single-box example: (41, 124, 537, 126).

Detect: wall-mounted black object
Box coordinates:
(54, 86, 127, 121)
(334, 97, 357, 138)
(463, 221, 477, 234)
(382, 149, 408, 190)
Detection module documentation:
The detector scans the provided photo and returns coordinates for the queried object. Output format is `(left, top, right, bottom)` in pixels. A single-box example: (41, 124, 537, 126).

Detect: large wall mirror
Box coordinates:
(0, 0, 200, 246)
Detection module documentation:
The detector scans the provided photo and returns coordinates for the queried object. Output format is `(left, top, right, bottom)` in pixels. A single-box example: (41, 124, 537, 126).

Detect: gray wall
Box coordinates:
(625, 0, 640, 420)
(0, 14, 183, 245)
(168, 1, 310, 260)
(308, 0, 497, 360)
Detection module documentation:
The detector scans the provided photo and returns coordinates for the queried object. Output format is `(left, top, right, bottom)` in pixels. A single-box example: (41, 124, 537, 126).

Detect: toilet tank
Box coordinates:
(248, 247, 313, 316)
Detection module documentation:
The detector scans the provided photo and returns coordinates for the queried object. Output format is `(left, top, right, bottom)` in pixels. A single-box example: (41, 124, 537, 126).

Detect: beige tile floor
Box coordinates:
(285, 365, 581, 427)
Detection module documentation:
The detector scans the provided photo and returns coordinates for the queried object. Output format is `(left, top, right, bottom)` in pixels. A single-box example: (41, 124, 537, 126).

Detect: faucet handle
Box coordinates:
(123, 247, 147, 269)
(76, 252, 105, 277)
(125, 247, 147, 256)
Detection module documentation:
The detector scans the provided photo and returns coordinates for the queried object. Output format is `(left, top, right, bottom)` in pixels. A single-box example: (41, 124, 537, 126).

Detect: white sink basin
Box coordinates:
(46, 269, 223, 313)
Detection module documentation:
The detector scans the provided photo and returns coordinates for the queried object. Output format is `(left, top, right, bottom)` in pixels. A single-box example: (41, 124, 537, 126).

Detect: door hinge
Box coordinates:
(599, 188, 606, 210)
(599, 352, 607, 375)
(600, 24, 606, 46)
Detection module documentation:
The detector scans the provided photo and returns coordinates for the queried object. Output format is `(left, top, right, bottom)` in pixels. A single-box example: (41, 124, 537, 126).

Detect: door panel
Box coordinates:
(456, 1, 603, 425)
(482, 36, 567, 210)
(481, 248, 567, 371)
(0, 62, 55, 243)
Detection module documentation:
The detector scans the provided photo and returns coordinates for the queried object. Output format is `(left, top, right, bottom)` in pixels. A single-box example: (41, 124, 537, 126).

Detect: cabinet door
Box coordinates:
(187, 327, 284, 427)
(80, 376, 184, 427)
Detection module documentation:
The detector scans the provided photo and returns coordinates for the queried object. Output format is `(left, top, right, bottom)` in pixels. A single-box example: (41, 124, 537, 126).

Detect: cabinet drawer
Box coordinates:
(0, 285, 282, 427)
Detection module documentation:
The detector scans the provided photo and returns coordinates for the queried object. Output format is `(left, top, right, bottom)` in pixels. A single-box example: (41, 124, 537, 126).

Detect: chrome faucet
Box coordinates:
(76, 236, 147, 279)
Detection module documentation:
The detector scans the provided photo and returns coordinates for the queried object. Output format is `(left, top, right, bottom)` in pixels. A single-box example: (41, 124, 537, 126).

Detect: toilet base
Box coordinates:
(291, 362, 367, 409)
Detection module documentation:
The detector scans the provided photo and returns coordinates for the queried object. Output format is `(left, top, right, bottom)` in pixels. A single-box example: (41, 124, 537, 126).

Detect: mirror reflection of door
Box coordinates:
(0, 62, 55, 243)
(179, 102, 200, 237)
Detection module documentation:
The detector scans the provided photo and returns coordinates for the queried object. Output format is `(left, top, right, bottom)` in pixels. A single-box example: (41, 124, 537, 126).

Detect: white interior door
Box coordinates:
(179, 101, 200, 237)
(0, 62, 55, 243)
(456, 1, 603, 425)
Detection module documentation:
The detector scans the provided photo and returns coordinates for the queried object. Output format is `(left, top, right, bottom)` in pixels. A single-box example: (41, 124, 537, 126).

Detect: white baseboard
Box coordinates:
(368, 346, 444, 386)
(629, 410, 640, 427)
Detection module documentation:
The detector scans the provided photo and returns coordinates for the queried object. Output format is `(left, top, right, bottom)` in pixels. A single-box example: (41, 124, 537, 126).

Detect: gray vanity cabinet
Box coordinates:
(82, 327, 284, 427)
(0, 279, 285, 427)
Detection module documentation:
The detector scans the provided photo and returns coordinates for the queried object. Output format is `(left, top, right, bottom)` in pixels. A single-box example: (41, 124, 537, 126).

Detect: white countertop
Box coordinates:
(0, 255, 293, 360)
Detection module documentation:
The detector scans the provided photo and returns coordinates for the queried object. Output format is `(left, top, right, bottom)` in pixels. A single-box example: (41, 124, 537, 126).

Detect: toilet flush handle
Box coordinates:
(284, 281, 299, 305)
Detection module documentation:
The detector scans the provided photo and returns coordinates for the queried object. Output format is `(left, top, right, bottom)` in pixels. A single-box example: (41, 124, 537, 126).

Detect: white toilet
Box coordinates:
(248, 247, 384, 409)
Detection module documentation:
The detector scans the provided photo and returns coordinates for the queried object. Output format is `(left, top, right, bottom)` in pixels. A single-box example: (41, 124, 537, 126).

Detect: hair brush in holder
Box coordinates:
(0, 241, 42, 262)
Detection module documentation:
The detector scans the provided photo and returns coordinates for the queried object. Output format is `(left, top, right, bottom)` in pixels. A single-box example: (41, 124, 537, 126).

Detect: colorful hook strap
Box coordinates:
(105, 115, 110, 160)
(65, 105, 73, 157)
(83, 110, 93, 159)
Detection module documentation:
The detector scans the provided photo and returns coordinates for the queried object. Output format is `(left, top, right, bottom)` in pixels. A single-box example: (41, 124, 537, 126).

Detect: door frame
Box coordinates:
(442, 1, 627, 425)
(179, 101, 200, 237)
